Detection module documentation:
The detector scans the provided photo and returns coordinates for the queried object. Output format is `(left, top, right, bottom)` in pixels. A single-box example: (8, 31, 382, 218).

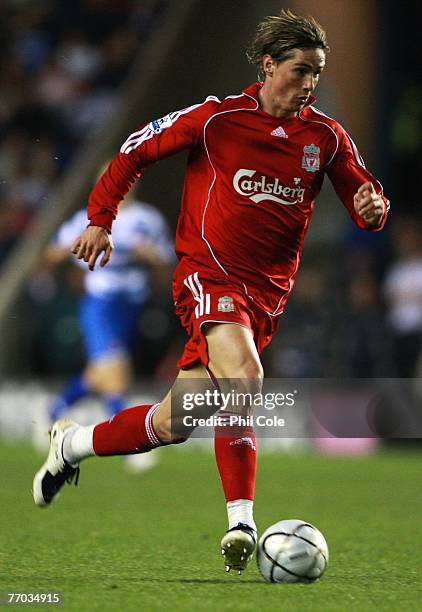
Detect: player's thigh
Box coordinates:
(153, 325, 264, 440)
(205, 323, 263, 381)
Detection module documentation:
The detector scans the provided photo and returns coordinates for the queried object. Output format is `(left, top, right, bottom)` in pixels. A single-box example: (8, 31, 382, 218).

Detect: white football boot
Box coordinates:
(33, 419, 80, 508)
(221, 523, 257, 575)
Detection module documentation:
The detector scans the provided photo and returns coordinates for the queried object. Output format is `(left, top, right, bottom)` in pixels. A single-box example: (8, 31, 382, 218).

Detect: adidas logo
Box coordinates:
(271, 126, 288, 138)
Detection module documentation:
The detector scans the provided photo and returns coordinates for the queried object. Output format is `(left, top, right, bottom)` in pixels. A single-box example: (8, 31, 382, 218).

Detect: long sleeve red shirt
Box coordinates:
(87, 82, 389, 316)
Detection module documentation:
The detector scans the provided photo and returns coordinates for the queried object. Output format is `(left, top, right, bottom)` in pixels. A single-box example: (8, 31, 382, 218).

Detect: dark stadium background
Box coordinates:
(0, 2, 421, 610)
(0, 0, 420, 385)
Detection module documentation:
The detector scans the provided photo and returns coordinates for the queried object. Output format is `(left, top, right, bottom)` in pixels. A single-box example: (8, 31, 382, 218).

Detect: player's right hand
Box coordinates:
(71, 225, 114, 271)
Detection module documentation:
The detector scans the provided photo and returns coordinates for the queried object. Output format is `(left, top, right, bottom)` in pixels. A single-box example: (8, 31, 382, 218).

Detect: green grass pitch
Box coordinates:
(0, 442, 421, 611)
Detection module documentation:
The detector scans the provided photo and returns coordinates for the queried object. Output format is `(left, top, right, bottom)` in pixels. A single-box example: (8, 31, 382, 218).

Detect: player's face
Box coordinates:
(261, 48, 326, 118)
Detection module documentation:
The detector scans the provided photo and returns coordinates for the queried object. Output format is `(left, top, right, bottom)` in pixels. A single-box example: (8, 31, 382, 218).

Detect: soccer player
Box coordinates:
(39, 192, 173, 471)
(33, 9, 389, 574)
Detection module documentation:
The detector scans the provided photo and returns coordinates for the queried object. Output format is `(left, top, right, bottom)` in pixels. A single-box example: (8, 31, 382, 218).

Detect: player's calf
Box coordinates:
(151, 414, 189, 444)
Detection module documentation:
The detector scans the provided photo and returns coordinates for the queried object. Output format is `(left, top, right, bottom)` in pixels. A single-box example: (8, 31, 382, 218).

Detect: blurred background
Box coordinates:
(0, 0, 421, 447)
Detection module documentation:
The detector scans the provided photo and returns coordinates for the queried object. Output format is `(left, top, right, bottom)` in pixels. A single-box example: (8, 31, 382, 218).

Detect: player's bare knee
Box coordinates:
(228, 372, 263, 399)
(210, 358, 264, 393)
(210, 356, 263, 378)
(238, 360, 264, 384)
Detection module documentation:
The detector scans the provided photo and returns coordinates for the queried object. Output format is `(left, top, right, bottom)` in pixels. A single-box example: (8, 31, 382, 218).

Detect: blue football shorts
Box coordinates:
(79, 294, 143, 362)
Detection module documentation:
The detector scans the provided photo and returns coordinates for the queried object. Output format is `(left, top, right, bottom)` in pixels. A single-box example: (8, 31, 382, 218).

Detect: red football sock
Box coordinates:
(214, 411, 257, 501)
(93, 403, 161, 456)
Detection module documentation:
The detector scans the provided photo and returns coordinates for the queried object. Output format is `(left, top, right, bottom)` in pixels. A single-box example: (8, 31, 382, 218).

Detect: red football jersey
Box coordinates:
(88, 82, 389, 316)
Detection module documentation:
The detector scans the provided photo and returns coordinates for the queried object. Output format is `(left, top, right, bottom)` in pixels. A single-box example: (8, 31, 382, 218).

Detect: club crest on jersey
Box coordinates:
(218, 296, 235, 313)
(149, 114, 173, 134)
(302, 144, 320, 172)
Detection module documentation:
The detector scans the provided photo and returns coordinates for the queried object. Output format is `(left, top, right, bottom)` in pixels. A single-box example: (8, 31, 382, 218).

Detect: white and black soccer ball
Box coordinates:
(257, 519, 328, 583)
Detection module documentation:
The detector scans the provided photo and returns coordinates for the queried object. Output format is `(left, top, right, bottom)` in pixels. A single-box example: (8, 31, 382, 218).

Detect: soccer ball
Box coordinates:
(257, 519, 328, 583)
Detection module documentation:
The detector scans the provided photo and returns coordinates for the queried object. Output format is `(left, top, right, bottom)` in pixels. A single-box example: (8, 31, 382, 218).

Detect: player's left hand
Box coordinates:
(353, 182, 385, 227)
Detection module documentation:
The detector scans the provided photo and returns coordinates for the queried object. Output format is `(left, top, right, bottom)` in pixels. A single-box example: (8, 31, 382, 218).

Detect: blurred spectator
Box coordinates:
(389, 82, 421, 212)
(0, 194, 25, 265)
(383, 217, 422, 377)
(330, 274, 394, 377)
(0, 0, 165, 264)
(268, 265, 331, 377)
(268, 256, 395, 379)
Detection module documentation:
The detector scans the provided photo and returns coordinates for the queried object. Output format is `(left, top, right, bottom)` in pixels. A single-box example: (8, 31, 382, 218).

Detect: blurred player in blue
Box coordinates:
(43, 187, 173, 469)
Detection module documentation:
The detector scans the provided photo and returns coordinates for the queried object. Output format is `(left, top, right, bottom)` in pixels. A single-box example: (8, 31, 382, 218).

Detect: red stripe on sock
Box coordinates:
(93, 404, 161, 456)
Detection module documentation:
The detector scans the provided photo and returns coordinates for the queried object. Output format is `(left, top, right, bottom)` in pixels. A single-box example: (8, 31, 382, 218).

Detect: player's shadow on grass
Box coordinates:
(174, 578, 263, 584)
(128, 578, 263, 585)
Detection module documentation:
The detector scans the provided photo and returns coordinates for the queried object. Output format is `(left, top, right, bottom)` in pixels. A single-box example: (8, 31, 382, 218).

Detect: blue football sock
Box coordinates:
(49, 374, 89, 421)
(104, 394, 126, 417)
